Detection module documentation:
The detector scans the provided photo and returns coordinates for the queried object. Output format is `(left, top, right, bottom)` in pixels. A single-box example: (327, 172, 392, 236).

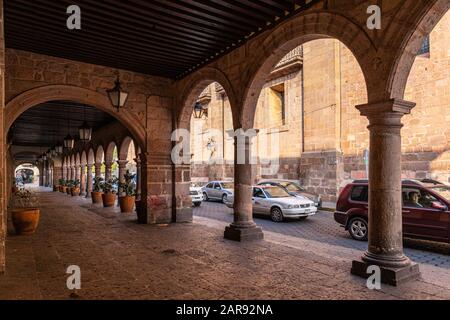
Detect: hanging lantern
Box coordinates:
(64, 134, 75, 149)
(78, 121, 92, 142)
(55, 145, 64, 154)
(107, 73, 129, 111)
(193, 102, 207, 119)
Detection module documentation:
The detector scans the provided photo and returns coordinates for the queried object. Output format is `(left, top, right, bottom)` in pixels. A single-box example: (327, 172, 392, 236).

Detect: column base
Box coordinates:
(351, 259, 420, 286)
(175, 207, 193, 223)
(224, 224, 264, 242)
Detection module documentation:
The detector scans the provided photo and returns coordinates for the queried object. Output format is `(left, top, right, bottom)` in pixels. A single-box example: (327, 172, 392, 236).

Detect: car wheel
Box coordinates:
(203, 192, 209, 201)
(222, 194, 228, 203)
(193, 202, 201, 207)
(270, 207, 284, 222)
(348, 217, 368, 241)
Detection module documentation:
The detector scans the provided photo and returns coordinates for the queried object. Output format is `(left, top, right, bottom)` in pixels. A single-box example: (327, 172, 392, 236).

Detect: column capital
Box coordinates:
(117, 160, 128, 166)
(356, 99, 415, 117)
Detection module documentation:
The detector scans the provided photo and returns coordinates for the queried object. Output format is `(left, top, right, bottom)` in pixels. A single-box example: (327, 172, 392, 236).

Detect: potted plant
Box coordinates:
(101, 176, 118, 207)
(118, 170, 136, 213)
(10, 189, 40, 235)
(91, 176, 104, 204)
(58, 179, 65, 192)
(66, 180, 73, 195)
(71, 179, 81, 196)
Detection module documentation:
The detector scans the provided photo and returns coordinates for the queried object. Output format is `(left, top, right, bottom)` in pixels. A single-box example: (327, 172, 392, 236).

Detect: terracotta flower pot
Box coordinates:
(11, 208, 40, 235)
(71, 187, 80, 196)
(61, 186, 67, 193)
(66, 187, 71, 195)
(53, 185, 58, 192)
(119, 196, 135, 213)
(102, 193, 117, 207)
(91, 191, 103, 204)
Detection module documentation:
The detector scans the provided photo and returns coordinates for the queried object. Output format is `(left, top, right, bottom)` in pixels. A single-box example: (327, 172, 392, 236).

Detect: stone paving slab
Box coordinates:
(0, 191, 449, 300)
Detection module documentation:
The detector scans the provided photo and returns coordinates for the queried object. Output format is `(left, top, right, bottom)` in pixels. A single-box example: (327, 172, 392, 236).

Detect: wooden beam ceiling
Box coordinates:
(4, 0, 320, 78)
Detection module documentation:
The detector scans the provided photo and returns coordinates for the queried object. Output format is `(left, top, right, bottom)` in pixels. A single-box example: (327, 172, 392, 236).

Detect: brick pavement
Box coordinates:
(0, 190, 449, 300)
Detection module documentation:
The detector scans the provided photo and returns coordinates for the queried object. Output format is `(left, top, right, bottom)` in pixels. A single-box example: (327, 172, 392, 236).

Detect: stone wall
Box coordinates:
(0, 0, 5, 273)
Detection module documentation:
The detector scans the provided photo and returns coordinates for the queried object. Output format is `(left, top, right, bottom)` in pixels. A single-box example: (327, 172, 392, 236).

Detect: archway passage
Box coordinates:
(7, 100, 143, 204)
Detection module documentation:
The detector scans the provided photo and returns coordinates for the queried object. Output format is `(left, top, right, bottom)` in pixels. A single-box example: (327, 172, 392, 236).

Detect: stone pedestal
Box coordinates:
(352, 99, 420, 286)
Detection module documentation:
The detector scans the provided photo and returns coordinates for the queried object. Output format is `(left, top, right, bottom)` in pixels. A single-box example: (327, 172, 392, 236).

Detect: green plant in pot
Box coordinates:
(91, 176, 104, 204)
(118, 170, 136, 213)
(10, 189, 40, 235)
(101, 176, 118, 207)
(59, 179, 67, 193)
(71, 179, 81, 196)
(58, 179, 65, 192)
(66, 180, 73, 195)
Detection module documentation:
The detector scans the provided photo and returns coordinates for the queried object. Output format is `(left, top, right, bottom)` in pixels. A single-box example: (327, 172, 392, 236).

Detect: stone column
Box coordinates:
(62, 165, 66, 180)
(352, 99, 420, 286)
(134, 156, 142, 199)
(94, 163, 102, 178)
(224, 135, 263, 241)
(86, 164, 93, 198)
(80, 165, 86, 196)
(117, 160, 128, 196)
(139, 153, 172, 224)
(104, 161, 112, 181)
(174, 164, 193, 223)
(0, 0, 4, 273)
(75, 165, 81, 181)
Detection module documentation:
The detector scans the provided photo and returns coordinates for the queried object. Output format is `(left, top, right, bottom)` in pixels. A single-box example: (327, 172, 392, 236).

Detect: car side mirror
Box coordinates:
(431, 201, 447, 211)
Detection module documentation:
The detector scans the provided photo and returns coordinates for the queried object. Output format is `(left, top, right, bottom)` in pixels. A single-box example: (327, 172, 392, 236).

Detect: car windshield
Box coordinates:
(221, 182, 234, 189)
(280, 182, 305, 192)
(431, 186, 450, 201)
(263, 186, 290, 198)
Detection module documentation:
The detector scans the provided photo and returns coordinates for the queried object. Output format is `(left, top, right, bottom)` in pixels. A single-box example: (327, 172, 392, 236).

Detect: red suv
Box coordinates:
(334, 179, 450, 243)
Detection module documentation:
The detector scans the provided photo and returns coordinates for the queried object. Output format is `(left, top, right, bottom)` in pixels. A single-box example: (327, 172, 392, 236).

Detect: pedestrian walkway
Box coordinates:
(0, 189, 449, 300)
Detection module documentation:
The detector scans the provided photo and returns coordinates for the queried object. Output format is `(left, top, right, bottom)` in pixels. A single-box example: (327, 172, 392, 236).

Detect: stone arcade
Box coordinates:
(0, 0, 449, 291)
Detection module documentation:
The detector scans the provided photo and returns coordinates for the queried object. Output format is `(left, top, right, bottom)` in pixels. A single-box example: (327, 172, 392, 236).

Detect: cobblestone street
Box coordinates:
(0, 190, 449, 300)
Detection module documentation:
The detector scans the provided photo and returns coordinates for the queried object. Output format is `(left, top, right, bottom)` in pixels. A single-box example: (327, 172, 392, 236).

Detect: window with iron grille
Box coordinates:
(417, 35, 430, 56)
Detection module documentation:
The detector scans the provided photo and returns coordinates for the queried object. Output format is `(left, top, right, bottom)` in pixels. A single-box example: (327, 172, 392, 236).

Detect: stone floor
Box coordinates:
(0, 189, 449, 300)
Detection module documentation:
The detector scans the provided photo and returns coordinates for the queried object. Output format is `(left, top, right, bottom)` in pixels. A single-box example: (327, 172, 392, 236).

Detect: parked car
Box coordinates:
(258, 179, 322, 208)
(190, 184, 203, 207)
(334, 179, 450, 243)
(202, 181, 234, 203)
(225, 185, 317, 222)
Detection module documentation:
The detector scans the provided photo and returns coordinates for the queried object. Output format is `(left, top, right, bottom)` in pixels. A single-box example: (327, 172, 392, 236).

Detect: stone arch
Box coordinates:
(75, 153, 81, 167)
(5, 85, 145, 150)
(87, 148, 95, 165)
(119, 136, 135, 161)
(177, 67, 239, 130)
(95, 145, 105, 164)
(240, 11, 375, 128)
(81, 151, 87, 166)
(388, 0, 450, 100)
(105, 141, 118, 164)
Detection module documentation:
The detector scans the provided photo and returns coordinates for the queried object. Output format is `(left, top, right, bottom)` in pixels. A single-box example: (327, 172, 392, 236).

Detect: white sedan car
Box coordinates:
(190, 185, 203, 207)
(224, 185, 317, 222)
